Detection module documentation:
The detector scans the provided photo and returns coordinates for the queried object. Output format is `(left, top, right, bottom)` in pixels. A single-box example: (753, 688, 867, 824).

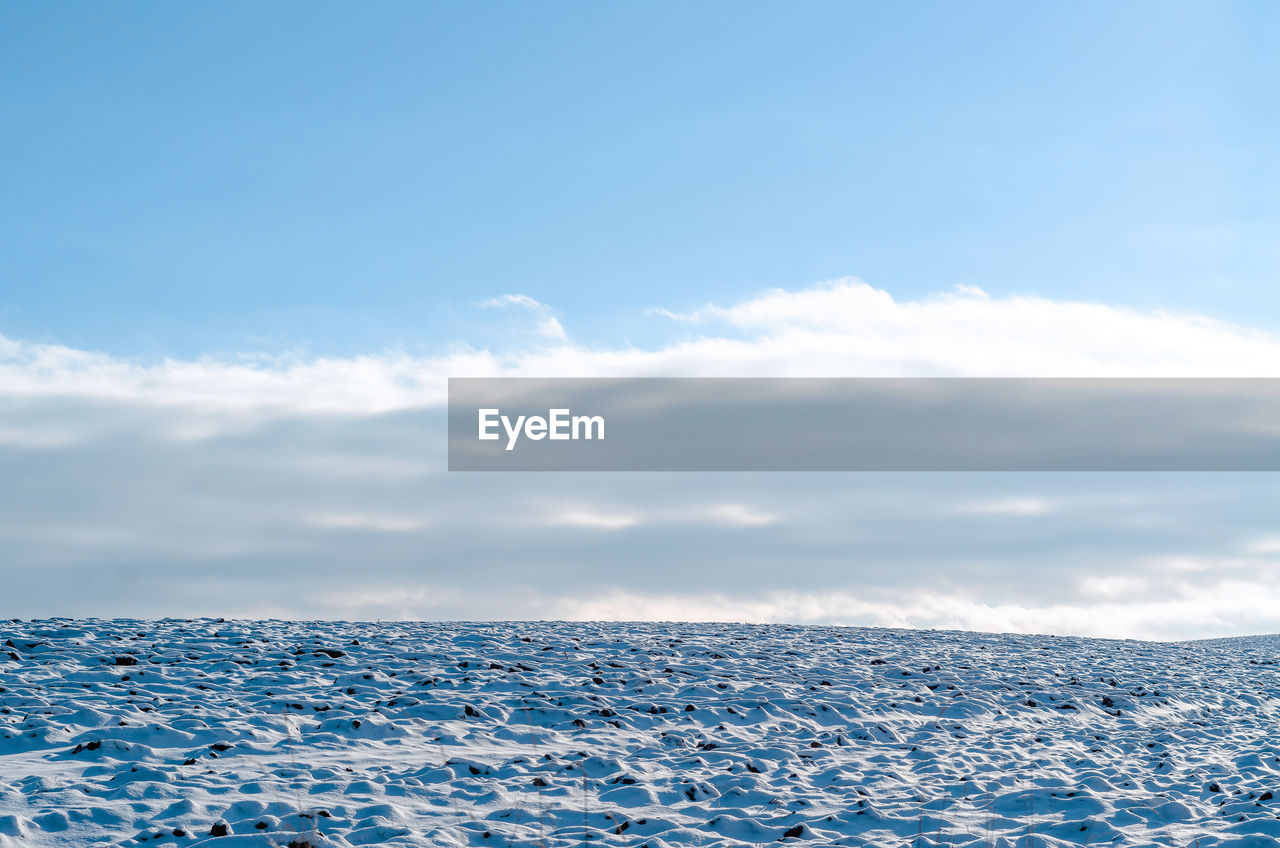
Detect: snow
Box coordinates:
(1, 620, 1279, 846)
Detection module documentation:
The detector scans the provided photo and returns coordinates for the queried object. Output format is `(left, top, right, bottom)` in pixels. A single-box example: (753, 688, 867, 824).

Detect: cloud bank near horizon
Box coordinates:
(4, 280, 1280, 639)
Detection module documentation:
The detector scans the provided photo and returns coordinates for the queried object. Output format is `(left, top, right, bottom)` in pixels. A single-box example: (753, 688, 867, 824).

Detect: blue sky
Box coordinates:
(4, 4, 1280, 636)
(3, 1, 1278, 356)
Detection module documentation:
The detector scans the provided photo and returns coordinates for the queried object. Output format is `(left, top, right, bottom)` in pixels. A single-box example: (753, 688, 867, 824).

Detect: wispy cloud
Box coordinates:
(538, 502, 778, 531)
(952, 497, 1058, 516)
(545, 509, 640, 530)
(301, 512, 430, 533)
(531, 576, 1280, 641)
(534, 500, 780, 531)
(5, 279, 1280, 431)
(477, 293, 568, 341)
(695, 503, 779, 527)
(1243, 537, 1280, 556)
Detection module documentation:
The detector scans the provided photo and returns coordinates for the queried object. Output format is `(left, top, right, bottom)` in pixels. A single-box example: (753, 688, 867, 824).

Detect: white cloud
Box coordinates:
(477, 293, 568, 341)
(301, 512, 429, 533)
(535, 501, 778, 531)
(647, 279, 1280, 377)
(1078, 574, 1151, 600)
(952, 497, 1057, 516)
(545, 509, 640, 530)
(542, 578, 1280, 641)
(1243, 537, 1280, 556)
(5, 279, 1280, 431)
(695, 503, 779, 527)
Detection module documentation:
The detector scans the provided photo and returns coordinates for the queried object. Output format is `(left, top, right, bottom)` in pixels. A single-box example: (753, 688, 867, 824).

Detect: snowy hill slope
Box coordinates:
(1, 620, 1279, 847)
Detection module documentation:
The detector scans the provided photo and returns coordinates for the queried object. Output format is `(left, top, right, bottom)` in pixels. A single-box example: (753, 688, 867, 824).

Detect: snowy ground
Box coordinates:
(1, 621, 1279, 847)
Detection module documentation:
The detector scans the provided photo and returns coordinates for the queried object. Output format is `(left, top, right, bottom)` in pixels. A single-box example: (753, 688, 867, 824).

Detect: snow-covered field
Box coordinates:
(2, 621, 1279, 847)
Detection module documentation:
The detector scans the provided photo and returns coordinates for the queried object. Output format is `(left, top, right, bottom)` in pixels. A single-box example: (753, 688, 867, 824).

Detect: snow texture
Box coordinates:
(1, 620, 1279, 847)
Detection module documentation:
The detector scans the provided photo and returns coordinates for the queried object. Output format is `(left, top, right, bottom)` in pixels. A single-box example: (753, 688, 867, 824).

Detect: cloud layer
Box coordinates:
(6, 279, 1280, 418)
(3, 279, 1280, 638)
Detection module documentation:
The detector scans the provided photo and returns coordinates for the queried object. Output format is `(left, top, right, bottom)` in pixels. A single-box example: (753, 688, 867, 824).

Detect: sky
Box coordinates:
(2, 3, 1280, 638)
